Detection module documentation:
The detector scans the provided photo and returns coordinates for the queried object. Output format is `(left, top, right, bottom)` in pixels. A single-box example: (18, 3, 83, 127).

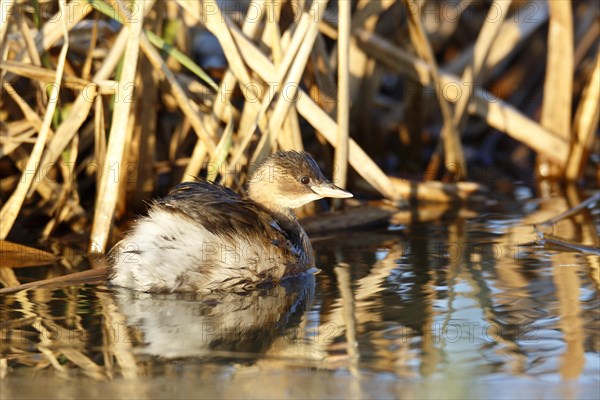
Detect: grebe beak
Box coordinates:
(310, 181, 353, 199)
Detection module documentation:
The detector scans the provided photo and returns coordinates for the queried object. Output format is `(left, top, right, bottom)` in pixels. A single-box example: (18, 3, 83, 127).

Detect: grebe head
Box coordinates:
(247, 151, 352, 212)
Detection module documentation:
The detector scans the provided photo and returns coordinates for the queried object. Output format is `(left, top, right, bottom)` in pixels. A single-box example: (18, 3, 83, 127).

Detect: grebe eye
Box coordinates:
(300, 176, 310, 185)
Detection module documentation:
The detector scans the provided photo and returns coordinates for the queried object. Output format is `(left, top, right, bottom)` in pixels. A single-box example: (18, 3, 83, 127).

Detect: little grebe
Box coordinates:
(108, 151, 352, 293)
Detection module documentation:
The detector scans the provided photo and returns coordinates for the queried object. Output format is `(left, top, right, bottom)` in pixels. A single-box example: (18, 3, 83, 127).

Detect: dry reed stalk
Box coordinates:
(0, 240, 56, 269)
(264, 3, 303, 151)
(139, 34, 217, 159)
(4, 1, 91, 83)
(18, 14, 42, 67)
(29, 5, 153, 196)
(1, 122, 36, 157)
(280, 87, 304, 152)
(42, 134, 79, 238)
(452, 0, 512, 130)
(311, 33, 337, 115)
(3, 141, 88, 226)
(355, 28, 571, 166)
(260, 1, 327, 162)
(348, 0, 394, 139)
(243, 4, 318, 164)
(403, 0, 465, 179)
(94, 91, 107, 188)
(434, 0, 476, 45)
(537, 192, 600, 229)
(0, 0, 70, 240)
(299, 101, 400, 199)
(191, 1, 327, 172)
(539, 235, 600, 255)
(3, 123, 35, 143)
(574, 15, 599, 66)
(190, 0, 255, 96)
(444, 1, 548, 76)
(541, 1, 574, 140)
(207, 115, 235, 182)
(89, 1, 146, 254)
(81, 15, 99, 81)
(92, 25, 130, 80)
(489, 2, 547, 67)
(183, 140, 209, 183)
(253, 0, 328, 163)
(0, 268, 20, 289)
(388, 177, 484, 203)
(178, 1, 265, 181)
(266, 0, 328, 140)
(537, 1, 574, 176)
(115, 94, 138, 218)
(227, 23, 399, 199)
(333, 0, 350, 207)
(0, 0, 16, 47)
(128, 56, 158, 209)
(566, 52, 599, 180)
(346, 0, 385, 104)
(0, 61, 115, 94)
(30, 86, 97, 194)
(0, 267, 108, 295)
(142, 45, 214, 146)
(565, 186, 599, 249)
(357, 60, 383, 136)
(2, 81, 53, 135)
(204, 0, 265, 134)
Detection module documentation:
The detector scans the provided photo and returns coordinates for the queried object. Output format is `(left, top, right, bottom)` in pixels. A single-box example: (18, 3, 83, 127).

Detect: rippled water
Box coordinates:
(1, 196, 599, 399)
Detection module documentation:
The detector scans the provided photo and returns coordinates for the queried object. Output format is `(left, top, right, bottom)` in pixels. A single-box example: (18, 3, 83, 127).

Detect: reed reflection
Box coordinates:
(112, 275, 315, 359)
(1, 195, 598, 388)
(0, 276, 315, 379)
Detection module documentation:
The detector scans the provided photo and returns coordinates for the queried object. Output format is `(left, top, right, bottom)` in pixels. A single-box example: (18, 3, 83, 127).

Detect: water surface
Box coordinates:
(1, 195, 599, 399)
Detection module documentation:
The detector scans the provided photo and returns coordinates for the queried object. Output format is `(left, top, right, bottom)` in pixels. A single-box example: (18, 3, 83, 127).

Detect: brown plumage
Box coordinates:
(109, 151, 352, 293)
